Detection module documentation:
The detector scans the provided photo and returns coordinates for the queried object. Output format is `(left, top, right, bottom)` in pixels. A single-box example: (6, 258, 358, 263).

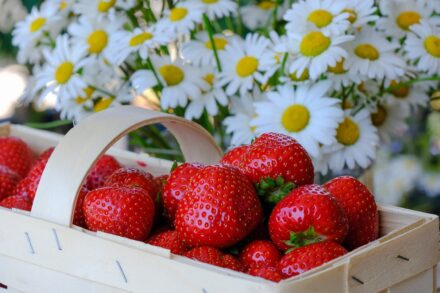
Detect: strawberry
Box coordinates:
(154, 174, 169, 191)
(104, 168, 157, 202)
(224, 133, 314, 203)
(185, 246, 245, 272)
(162, 163, 204, 223)
(247, 267, 283, 282)
(222, 254, 246, 272)
(73, 186, 89, 228)
(269, 184, 348, 251)
(185, 246, 224, 267)
(220, 145, 249, 169)
(0, 195, 32, 211)
(0, 137, 34, 178)
(278, 241, 347, 278)
(147, 229, 188, 255)
(83, 186, 155, 241)
(0, 166, 20, 201)
(323, 176, 379, 250)
(85, 155, 121, 190)
(240, 240, 281, 270)
(175, 165, 263, 248)
(13, 148, 54, 201)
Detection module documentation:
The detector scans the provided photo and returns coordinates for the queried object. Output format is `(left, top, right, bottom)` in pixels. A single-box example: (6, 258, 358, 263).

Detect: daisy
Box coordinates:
(185, 68, 228, 120)
(223, 88, 265, 146)
(326, 58, 363, 91)
(386, 80, 431, 111)
(107, 26, 171, 66)
(287, 30, 353, 79)
(42, 0, 76, 16)
(240, 1, 276, 30)
(319, 109, 379, 173)
(12, 5, 61, 63)
(68, 16, 124, 63)
(188, 0, 237, 19)
(378, 0, 435, 39)
(370, 99, 409, 142)
(342, 0, 378, 29)
(418, 172, 440, 198)
(155, 1, 204, 36)
(424, 0, 440, 14)
(284, 0, 350, 36)
(252, 81, 343, 157)
(181, 32, 235, 67)
(33, 35, 88, 102)
(218, 34, 277, 96)
(345, 28, 406, 80)
(130, 69, 158, 96)
(405, 20, 440, 76)
(74, 0, 135, 20)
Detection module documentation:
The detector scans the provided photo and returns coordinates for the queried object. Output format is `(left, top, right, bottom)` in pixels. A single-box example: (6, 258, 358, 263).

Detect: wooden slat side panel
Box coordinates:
(348, 217, 439, 293)
(387, 268, 434, 293)
(0, 124, 10, 137)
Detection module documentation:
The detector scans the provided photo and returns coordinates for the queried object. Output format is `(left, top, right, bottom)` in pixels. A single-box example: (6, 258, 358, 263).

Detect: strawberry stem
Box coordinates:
(256, 176, 295, 204)
(285, 226, 324, 253)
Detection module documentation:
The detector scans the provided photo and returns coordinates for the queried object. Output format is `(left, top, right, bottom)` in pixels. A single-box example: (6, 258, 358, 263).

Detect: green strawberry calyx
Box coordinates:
(256, 176, 295, 204)
(285, 226, 325, 253)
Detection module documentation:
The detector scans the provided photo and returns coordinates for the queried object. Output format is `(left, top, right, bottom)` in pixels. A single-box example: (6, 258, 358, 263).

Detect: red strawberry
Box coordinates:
(175, 165, 263, 248)
(154, 175, 169, 192)
(240, 240, 281, 269)
(222, 254, 246, 272)
(13, 148, 54, 201)
(247, 267, 283, 282)
(0, 137, 34, 178)
(162, 163, 204, 223)
(104, 168, 157, 202)
(147, 229, 188, 255)
(73, 186, 89, 228)
(0, 195, 32, 211)
(185, 246, 224, 267)
(278, 241, 347, 278)
(220, 145, 249, 169)
(83, 186, 155, 241)
(323, 176, 379, 250)
(226, 133, 314, 203)
(85, 155, 121, 190)
(0, 166, 20, 201)
(269, 184, 348, 251)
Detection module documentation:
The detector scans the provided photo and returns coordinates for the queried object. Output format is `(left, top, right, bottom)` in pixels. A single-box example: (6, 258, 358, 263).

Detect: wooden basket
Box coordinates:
(0, 106, 438, 293)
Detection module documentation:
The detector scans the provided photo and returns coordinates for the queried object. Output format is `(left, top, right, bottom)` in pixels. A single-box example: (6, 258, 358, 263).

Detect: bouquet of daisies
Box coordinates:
(12, 0, 440, 175)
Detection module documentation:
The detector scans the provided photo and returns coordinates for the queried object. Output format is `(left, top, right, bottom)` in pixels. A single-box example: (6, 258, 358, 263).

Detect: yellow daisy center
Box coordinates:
(342, 99, 353, 109)
(289, 69, 310, 81)
(371, 105, 387, 126)
(159, 65, 184, 86)
(357, 82, 366, 93)
(59, 1, 68, 10)
(424, 35, 440, 58)
(55, 62, 74, 84)
(87, 30, 108, 54)
(75, 87, 95, 104)
(204, 37, 228, 50)
(94, 98, 113, 112)
(129, 32, 153, 47)
(202, 0, 218, 3)
(343, 9, 357, 24)
(308, 9, 333, 28)
(389, 80, 410, 98)
(169, 7, 188, 22)
(203, 73, 215, 86)
(328, 59, 346, 74)
(97, 0, 116, 12)
(336, 118, 360, 146)
(236, 56, 259, 77)
(258, 1, 275, 10)
(396, 11, 421, 31)
(300, 32, 331, 57)
(29, 17, 46, 32)
(281, 105, 310, 132)
(354, 44, 379, 61)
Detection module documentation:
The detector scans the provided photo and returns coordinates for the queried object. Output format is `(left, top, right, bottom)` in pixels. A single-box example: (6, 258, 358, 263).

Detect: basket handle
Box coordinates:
(31, 106, 223, 226)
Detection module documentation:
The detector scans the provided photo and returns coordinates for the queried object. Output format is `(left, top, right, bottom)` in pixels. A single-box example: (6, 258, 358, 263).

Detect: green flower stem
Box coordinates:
(144, 125, 172, 149)
(166, 0, 173, 9)
(202, 14, 223, 72)
(90, 85, 114, 98)
(146, 57, 164, 89)
(26, 120, 72, 129)
(279, 53, 288, 76)
(199, 110, 214, 134)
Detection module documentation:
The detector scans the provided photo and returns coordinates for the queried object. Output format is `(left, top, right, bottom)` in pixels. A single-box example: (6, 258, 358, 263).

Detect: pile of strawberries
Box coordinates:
(0, 132, 379, 282)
